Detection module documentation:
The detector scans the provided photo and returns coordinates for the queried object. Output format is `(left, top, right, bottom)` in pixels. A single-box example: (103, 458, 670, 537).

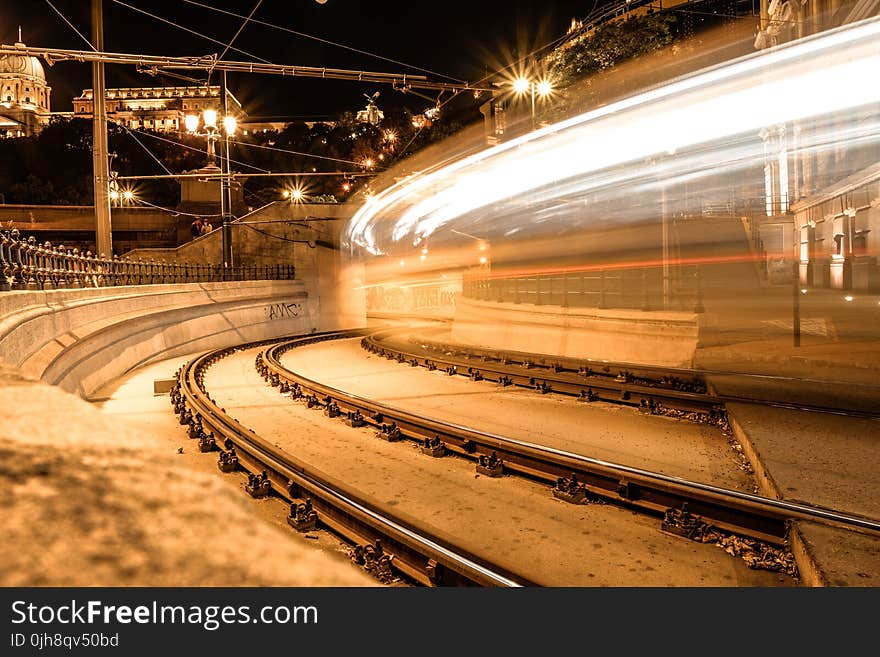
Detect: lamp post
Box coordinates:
(184, 101, 237, 271)
(185, 108, 232, 169)
(512, 76, 553, 131)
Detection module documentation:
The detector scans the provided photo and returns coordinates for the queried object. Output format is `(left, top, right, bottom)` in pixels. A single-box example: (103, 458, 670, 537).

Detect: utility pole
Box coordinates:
(219, 71, 233, 272)
(92, 0, 112, 256)
(661, 183, 669, 309)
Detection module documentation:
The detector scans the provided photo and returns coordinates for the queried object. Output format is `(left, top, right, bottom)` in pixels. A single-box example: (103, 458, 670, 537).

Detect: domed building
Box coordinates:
(0, 33, 52, 138)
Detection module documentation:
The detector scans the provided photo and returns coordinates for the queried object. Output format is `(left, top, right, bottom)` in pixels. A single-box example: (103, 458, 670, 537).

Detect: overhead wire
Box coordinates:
(210, 0, 263, 79)
(43, 0, 96, 50)
(134, 197, 223, 218)
(182, 0, 467, 84)
(111, 0, 272, 64)
(433, 21, 577, 113)
(228, 139, 368, 168)
(114, 122, 271, 173)
(112, 120, 174, 175)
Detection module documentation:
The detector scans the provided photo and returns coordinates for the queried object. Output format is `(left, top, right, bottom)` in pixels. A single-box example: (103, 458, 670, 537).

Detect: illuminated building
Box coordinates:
(0, 33, 52, 138)
(71, 85, 245, 134)
(755, 0, 880, 291)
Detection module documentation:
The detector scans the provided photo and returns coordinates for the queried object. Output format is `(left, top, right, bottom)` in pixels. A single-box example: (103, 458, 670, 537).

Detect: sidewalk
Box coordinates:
(697, 337, 880, 587)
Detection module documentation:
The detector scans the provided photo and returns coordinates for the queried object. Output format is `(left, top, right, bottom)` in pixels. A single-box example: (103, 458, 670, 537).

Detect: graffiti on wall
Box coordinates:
(266, 302, 303, 320)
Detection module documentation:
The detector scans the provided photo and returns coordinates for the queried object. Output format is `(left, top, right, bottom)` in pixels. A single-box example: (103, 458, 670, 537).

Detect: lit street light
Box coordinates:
(184, 100, 237, 272)
(513, 76, 553, 130)
(184, 109, 237, 168)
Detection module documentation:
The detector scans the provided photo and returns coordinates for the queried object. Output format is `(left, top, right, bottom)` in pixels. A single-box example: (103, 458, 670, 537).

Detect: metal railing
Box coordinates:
(0, 229, 294, 292)
(462, 267, 704, 312)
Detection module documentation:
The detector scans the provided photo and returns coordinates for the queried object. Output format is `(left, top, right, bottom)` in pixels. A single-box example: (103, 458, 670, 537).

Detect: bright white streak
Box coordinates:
(346, 17, 880, 253)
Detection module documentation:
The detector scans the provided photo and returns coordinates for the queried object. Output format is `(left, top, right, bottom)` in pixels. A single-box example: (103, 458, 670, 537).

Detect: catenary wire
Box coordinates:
(182, 0, 467, 83)
(43, 0, 96, 50)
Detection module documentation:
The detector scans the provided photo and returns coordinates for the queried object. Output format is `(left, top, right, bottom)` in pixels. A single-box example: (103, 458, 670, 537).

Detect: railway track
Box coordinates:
(259, 332, 880, 551)
(173, 330, 880, 585)
(364, 328, 880, 421)
(172, 330, 532, 588)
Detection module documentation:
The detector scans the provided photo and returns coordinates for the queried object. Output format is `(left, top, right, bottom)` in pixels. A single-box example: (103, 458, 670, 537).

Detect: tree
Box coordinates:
(547, 14, 677, 88)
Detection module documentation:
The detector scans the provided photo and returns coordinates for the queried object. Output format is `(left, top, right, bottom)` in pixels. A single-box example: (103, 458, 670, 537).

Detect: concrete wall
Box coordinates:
(0, 204, 176, 253)
(126, 202, 356, 261)
(0, 280, 339, 399)
(452, 295, 700, 367)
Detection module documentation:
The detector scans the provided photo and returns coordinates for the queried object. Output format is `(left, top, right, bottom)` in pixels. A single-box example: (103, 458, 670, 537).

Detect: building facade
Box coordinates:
(755, 0, 880, 291)
(0, 37, 52, 138)
(72, 85, 245, 133)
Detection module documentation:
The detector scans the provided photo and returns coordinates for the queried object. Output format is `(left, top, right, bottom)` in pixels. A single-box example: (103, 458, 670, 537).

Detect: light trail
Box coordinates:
(344, 17, 880, 257)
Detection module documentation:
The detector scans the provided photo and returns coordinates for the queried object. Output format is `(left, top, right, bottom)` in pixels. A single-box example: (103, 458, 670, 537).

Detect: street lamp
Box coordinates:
(184, 109, 236, 168)
(512, 76, 553, 130)
(185, 104, 237, 272)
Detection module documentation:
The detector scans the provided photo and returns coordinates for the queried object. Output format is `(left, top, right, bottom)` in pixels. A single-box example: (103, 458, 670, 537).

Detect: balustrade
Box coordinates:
(0, 229, 295, 292)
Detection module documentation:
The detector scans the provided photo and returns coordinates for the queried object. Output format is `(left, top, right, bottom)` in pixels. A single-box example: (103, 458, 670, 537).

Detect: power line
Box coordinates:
(110, 0, 272, 64)
(117, 171, 375, 180)
(43, 0, 96, 51)
(229, 139, 366, 168)
(182, 0, 467, 84)
(114, 120, 173, 175)
(115, 123, 271, 173)
(211, 0, 263, 79)
(0, 44, 490, 93)
(134, 197, 223, 218)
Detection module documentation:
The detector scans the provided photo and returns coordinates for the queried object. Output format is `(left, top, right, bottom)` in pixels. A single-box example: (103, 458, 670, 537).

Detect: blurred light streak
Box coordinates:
(345, 17, 880, 256)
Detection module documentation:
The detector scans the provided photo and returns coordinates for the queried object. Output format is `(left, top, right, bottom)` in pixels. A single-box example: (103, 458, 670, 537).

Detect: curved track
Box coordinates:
(365, 327, 880, 421)
(262, 331, 880, 543)
(173, 331, 531, 587)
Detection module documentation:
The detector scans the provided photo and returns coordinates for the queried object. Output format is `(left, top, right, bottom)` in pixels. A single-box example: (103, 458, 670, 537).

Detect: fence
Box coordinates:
(1, 230, 294, 292)
(461, 266, 704, 312)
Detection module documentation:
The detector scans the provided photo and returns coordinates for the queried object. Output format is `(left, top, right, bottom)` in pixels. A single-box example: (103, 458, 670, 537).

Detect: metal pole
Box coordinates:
(792, 259, 801, 347)
(530, 84, 536, 131)
(220, 71, 233, 270)
(661, 183, 669, 309)
(92, 0, 112, 257)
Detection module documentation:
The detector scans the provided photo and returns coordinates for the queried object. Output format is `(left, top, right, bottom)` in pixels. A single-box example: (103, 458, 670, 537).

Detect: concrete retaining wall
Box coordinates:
(452, 296, 700, 367)
(0, 281, 334, 399)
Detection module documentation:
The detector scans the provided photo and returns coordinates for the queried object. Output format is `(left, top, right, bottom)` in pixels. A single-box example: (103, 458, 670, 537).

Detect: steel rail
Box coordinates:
(370, 329, 880, 420)
(364, 329, 722, 417)
(262, 334, 880, 542)
(175, 331, 529, 588)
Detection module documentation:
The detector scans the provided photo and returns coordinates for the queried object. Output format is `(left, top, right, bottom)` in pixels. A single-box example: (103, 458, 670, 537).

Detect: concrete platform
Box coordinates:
(699, 346, 880, 587)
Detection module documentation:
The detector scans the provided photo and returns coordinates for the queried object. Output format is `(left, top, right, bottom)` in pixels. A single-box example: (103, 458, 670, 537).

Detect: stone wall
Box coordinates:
(0, 281, 331, 399)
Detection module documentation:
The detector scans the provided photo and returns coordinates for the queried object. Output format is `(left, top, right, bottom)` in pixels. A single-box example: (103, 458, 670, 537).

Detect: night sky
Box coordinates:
(2, 0, 601, 122)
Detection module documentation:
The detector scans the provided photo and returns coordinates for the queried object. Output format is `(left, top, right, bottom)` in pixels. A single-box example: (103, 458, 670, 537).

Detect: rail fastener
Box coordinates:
(198, 433, 217, 453)
(476, 451, 504, 477)
(218, 447, 239, 472)
(288, 498, 319, 532)
(377, 422, 402, 441)
(324, 401, 341, 418)
(345, 410, 366, 428)
(246, 470, 272, 498)
(552, 473, 597, 505)
(420, 435, 446, 457)
(661, 503, 709, 540)
(578, 388, 599, 402)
